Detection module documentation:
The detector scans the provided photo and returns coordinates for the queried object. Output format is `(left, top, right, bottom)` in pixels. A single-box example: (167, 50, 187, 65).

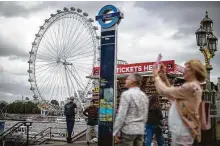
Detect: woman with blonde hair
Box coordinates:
(153, 59, 207, 146)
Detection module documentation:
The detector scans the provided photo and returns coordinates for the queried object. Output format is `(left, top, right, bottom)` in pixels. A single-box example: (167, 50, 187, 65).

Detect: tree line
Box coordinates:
(0, 99, 60, 114)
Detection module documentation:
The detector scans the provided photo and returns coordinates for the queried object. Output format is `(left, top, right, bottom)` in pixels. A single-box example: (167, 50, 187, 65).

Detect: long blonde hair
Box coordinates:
(185, 59, 207, 83)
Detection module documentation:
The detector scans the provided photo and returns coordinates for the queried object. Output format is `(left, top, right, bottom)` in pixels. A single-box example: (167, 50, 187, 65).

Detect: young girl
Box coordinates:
(153, 60, 207, 146)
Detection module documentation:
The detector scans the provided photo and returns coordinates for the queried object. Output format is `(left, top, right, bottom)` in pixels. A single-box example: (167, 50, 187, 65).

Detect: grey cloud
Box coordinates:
(0, 2, 45, 18)
(135, 1, 220, 79)
(135, 1, 220, 37)
(0, 65, 3, 73)
(0, 82, 32, 97)
(0, 35, 28, 57)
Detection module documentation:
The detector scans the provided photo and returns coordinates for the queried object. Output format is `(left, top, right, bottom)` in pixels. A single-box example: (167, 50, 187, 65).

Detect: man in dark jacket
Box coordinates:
(64, 97, 77, 143)
(83, 100, 98, 145)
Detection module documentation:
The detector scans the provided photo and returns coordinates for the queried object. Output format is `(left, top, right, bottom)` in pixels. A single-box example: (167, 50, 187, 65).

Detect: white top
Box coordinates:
(168, 100, 191, 136)
(113, 87, 149, 136)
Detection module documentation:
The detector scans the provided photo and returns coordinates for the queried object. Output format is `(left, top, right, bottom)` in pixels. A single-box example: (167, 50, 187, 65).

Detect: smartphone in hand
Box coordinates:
(155, 53, 162, 70)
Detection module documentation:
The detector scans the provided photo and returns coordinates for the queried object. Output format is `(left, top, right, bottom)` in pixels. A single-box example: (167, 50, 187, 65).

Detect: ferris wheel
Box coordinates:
(27, 7, 99, 111)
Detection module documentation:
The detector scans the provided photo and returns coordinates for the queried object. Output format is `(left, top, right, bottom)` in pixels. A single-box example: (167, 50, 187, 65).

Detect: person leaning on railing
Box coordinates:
(153, 60, 207, 145)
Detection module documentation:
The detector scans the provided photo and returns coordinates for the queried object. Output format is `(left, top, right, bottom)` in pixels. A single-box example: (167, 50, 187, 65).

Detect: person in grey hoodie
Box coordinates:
(113, 73, 149, 146)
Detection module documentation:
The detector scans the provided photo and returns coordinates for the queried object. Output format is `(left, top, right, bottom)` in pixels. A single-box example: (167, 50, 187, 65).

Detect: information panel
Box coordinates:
(96, 5, 123, 146)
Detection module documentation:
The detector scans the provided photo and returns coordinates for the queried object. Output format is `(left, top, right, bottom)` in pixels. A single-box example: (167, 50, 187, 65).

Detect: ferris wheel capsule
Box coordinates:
(77, 8, 82, 13)
(70, 7, 76, 11)
(88, 18, 94, 22)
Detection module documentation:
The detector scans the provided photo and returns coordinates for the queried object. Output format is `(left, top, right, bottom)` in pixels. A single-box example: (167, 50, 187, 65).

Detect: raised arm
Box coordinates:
(155, 76, 193, 100)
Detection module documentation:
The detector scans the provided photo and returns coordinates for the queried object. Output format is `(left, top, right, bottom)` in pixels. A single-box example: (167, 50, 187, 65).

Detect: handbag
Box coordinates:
(199, 101, 211, 130)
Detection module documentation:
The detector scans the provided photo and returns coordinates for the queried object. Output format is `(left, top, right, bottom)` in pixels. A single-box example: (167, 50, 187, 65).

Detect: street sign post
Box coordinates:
(96, 5, 123, 146)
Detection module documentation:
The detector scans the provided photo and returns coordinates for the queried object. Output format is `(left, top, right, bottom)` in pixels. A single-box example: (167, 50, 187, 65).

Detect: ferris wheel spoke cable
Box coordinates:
(47, 26, 61, 57)
(38, 45, 56, 60)
(41, 34, 58, 57)
(60, 16, 73, 57)
(64, 19, 89, 57)
(67, 40, 93, 58)
(70, 27, 91, 52)
(37, 65, 60, 96)
(55, 66, 66, 102)
(66, 66, 84, 109)
(37, 53, 55, 62)
(36, 65, 59, 91)
(50, 19, 61, 53)
(66, 21, 90, 53)
(64, 66, 71, 97)
(35, 62, 55, 69)
(48, 70, 61, 100)
(55, 19, 63, 57)
(52, 66, 66, 100)
(63, 16, 80, 55)
(35, 63, 57, 77)
(66, 34, 93, 58)
(70, 65, 86, 89)
(70, 51, 94, 62)
(70, 46, 94, 60)
(45, 65, 62, 99)
(73, 65, 92, 75)
(67, 65, 83, 91)
(69, 48, 94, 61)
(60, 67, 68, 101)
(37, 47, 56, 60)
(67, 65, 85, 90)
(72, 61, 93, 71)
(68, 41, 93, 59)
(71, 61, 93, 66)
(41, 66, 61, 99)
(63, 16, 73, 52)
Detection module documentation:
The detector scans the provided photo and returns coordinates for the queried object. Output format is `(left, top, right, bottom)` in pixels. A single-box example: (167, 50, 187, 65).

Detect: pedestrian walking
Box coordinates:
(113, 73, 149, 146)
(83, 100, 99, 145)
(64, 97, 77, 143)
(153, 59, 207, 145)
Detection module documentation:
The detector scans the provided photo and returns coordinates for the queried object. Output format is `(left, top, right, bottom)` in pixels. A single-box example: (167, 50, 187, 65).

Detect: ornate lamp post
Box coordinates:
(195, 11, 218, 145)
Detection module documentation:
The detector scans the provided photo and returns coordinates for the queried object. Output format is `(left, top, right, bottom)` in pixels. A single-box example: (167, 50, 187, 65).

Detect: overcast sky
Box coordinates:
(0, 1, 219, 102)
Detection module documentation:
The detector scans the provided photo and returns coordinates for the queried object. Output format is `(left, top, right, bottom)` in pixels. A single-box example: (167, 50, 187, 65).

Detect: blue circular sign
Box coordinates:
(96, 5, 121, 29)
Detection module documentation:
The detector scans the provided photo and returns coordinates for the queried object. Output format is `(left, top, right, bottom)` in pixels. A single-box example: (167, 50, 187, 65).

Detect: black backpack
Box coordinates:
(64, 102, 75, 117)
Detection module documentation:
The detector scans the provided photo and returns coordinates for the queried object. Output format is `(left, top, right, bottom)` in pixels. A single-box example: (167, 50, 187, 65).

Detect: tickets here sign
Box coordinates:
(93, 60, 175, 76)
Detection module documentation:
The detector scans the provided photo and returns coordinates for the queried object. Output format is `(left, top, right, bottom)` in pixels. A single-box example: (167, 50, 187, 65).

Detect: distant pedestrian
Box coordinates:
(153, 60, 207, 145)
(145, 95, 164, 146)
(64, 97, 77, 143)
(113, 73, 149, 146)
(83, 100, 99, 145)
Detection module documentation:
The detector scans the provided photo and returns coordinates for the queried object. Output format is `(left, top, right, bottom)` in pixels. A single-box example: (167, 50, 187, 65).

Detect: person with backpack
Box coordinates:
(64, 97, 77, 143)
(83, 100, 98, 145)
(153, 60, 207, 145)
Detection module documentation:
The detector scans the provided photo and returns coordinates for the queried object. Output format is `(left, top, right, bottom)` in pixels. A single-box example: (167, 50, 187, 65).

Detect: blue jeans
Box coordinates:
(145, 124, 164, 146)
(66, 120, 75, 139)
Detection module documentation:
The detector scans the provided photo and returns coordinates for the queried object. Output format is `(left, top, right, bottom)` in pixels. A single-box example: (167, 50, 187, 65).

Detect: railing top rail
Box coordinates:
(32, 127, 52, 138)
(0, 121, 32, 140)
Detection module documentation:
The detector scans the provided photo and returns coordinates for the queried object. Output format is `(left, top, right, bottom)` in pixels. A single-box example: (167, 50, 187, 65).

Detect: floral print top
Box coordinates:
(155, 76, 202, 143)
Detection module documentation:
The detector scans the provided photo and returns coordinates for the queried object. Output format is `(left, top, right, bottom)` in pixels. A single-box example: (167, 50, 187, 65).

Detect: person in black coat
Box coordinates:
(145, 94, 164, 146)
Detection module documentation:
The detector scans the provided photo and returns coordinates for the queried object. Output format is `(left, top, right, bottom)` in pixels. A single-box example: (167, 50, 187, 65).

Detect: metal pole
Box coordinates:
(26, 125, 29, 146)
